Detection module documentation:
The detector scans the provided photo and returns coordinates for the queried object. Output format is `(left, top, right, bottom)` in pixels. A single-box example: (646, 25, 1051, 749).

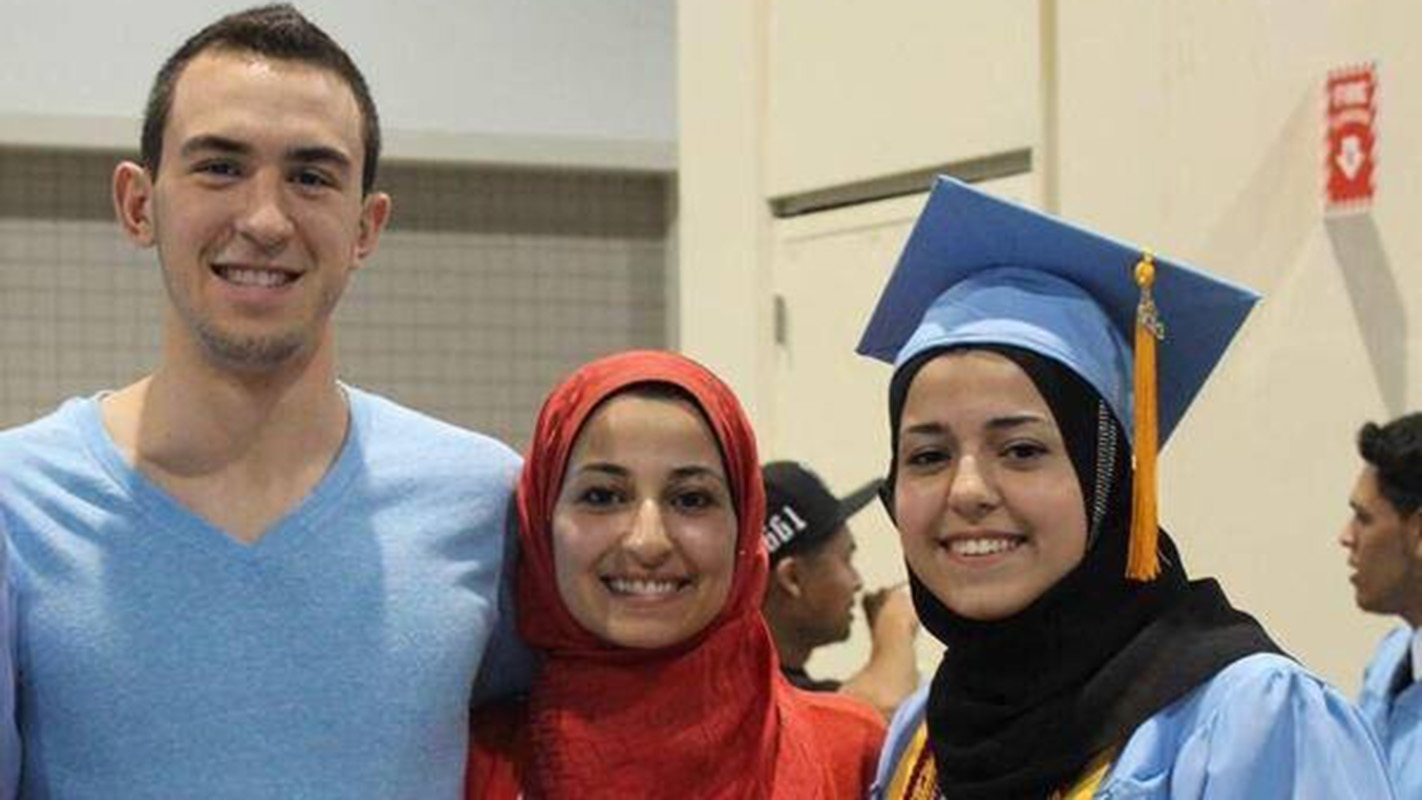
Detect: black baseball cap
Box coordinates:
(762, 461, 882, 562)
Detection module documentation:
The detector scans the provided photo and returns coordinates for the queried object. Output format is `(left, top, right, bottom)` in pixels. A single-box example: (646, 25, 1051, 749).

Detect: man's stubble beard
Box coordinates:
(160, 257, 343, 372)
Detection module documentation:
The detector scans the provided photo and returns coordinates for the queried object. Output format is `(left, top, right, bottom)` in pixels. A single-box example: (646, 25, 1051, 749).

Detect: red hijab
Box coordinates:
(486, 350, 844, 799)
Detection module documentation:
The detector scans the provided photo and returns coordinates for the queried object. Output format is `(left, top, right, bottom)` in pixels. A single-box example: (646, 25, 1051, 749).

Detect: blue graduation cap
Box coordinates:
(856, 176, 1260, 579)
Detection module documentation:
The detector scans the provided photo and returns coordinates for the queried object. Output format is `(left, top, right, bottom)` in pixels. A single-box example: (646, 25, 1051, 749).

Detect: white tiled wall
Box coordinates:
(0, 149, 670, 451)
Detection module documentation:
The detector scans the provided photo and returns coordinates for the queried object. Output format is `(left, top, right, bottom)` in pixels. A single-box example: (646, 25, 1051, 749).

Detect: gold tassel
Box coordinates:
(1128, 253, 1164, 581)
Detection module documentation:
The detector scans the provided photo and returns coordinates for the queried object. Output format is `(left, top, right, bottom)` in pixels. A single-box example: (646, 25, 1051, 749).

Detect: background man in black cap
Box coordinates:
(1344, 411, 1422, 797)
(762, 460, 919, 717)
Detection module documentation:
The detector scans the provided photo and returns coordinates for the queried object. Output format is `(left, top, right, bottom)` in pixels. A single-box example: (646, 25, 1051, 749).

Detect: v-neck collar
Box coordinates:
(75, 386, 366, 559)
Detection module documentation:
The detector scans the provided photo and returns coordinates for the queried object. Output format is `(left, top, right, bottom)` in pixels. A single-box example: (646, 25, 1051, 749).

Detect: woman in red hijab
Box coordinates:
(467, 350, 884, 799)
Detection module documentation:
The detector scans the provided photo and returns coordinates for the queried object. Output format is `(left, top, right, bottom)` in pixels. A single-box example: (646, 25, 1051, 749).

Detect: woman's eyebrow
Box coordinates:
(669, 465, 729, 486)
(900, 421, 946, 437)
(986, 413, 1051, 431)
(899, 415, 1049, 440)
(572, 462, 629, 478)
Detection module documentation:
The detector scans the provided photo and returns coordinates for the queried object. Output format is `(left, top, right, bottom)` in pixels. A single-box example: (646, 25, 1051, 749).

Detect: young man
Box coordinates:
(0, 6, 523, 796)
(762, 461, 919, 717)
(1344, 411, 1422, 798)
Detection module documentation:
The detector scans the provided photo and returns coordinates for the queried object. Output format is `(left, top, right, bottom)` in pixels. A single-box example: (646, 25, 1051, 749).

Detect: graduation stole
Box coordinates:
(883, 721, 1116, 800)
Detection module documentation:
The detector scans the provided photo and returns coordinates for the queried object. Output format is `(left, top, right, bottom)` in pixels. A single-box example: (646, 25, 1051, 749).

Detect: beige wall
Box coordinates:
(678, 0, 1418, 692)
(764, 1, 1040, 197)
(2, 0, 675, 170)
(676, 0, 775, 423)
(1054, 0, 1416, 691)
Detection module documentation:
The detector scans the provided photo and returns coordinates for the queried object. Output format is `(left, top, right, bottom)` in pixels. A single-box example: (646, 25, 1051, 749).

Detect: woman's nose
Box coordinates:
(947, 454, 999, 520)
(623, 499, 674, 564)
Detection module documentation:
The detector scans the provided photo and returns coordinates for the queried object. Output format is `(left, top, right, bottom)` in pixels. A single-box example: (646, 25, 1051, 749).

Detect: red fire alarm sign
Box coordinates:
(1325, 63, 1377, 212)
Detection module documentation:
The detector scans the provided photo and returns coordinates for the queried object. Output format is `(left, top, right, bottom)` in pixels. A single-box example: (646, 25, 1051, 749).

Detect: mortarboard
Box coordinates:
(856, 176, 1260, 580)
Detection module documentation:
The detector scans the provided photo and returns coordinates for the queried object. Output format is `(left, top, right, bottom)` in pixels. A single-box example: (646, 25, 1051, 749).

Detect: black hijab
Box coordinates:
(886, 345, 1281, 799)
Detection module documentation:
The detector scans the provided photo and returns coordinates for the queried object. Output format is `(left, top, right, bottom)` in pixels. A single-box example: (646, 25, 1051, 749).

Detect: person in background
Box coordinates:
(1, 531, 16, 800)
(862, 177, 1394, 798)
(0, 6, 524, 796)
(467, 351, 884, 799)
(1345, 411, 1422, 799)
(761, 460, 920, 717)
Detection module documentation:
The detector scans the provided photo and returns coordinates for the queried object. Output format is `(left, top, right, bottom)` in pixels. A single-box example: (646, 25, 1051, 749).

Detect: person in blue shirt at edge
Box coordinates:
(1345, 411, 1422, 799)
(860, 177, 1395, 798)
(0, 5, 526, 797)
(1, 531, 17, 800)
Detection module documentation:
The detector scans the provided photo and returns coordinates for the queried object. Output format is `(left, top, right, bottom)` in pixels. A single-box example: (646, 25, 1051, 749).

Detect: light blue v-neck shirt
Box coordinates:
(0, 388, 524, 799)
(1, 528, 17, 800)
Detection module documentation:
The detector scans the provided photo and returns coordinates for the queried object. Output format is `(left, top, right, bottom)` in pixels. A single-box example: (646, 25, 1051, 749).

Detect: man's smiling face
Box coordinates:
(138, 49, 388, 371)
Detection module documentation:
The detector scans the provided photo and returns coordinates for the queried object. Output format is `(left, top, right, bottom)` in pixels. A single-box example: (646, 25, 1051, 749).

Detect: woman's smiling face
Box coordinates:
(894, 349, 1088, 621)
(552, 391, 738, 649)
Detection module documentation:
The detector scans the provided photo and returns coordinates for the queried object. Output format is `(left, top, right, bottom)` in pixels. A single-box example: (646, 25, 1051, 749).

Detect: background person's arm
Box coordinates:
(840, 584, 920, 719)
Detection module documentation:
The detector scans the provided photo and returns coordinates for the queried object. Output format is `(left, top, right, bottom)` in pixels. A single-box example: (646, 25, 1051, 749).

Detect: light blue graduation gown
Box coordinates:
(872, 653, 1395, 799)
(1358, 627, 1422, 800)
(1, 532, 17, 800)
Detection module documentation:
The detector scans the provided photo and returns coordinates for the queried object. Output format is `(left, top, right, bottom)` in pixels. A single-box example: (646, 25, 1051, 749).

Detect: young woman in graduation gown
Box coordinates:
(466, 350, 884, 799)
(862, 178, 1395, 799)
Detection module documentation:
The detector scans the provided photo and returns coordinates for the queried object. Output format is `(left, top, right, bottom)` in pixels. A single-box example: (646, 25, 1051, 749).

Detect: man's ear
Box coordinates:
(772, 557, 804, 599)
(1407, 509, 1422, 560)
(353, 190, 392, 266)
(113, 161, 156, 247)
